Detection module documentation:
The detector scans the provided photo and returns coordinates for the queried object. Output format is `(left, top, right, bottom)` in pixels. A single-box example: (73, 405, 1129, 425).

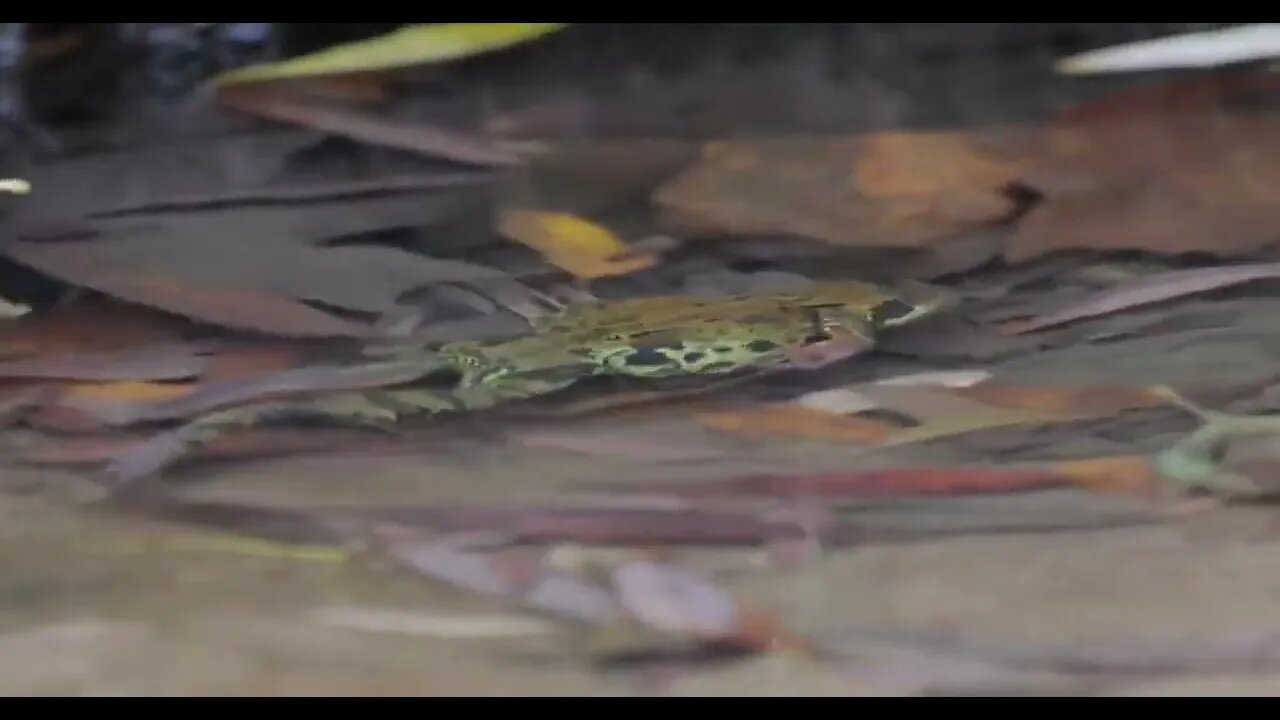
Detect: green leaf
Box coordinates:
(216, 23, 570, 86)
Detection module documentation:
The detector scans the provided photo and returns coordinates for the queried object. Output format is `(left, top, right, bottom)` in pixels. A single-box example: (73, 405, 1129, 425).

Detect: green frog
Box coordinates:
(107, 279, 948, 482)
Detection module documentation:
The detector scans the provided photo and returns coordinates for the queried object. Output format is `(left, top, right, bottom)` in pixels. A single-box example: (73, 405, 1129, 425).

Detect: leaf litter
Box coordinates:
(15, 33, 1280, 695)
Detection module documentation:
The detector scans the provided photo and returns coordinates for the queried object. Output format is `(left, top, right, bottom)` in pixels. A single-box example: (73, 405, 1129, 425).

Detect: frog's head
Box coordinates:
(787, 279, 951, 338)
(863, 280, 954, 330)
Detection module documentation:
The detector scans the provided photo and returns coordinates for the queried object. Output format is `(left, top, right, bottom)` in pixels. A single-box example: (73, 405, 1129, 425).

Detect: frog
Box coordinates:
(531, 279, 938, 339)
(106, 279, 949, 483)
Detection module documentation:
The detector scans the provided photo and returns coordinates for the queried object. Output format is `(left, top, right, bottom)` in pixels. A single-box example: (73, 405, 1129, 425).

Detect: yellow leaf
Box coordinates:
(0, 178, 30, 195)
(216, 23, 570, 86)
(498, 209, 657, 279)
(66, 381, 193, 403)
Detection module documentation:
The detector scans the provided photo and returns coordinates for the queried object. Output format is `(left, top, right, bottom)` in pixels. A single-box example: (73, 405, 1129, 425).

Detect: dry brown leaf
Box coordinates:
(0, 343, 209, 382)
(509, 427, 726, 462)
(64, 381, 192, 404)
(1009, 115, 1280, 261)
(653, 131, 1030, 249)
(696, 404, 894, 444)
(198, 342, 306, 382)
(951, 383, 1161, 415)
(1056, 70, 1280, 123)
(611, 560, 813, 654)
(611, 455, 1160, 499)
(999, 262, 1280, 335)
(854, 131, 1031, 202)
(233, 73, 392, 107)
(697, 380, 1158, 448)
(1049, 456, 1161, 495)
(41, 381, 196, 430)
(2, 238, 371, 338)
(11, 427, 403, 466)
(219, 87, 533, 167)
(497, 209, 657, 279)
(0, 300, 190, 360)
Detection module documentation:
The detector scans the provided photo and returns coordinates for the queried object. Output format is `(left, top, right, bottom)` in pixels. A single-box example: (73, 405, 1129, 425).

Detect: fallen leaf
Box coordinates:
(0, 178, 30, 195)
(497, 209, 657, 279)
(43, 381, 196, 429)
(250, 72, 392, 107)
(1009, 116, 1280, 261)
(0, 343, 209, 381)
(510, 427, 726, 462)
(4, 238, 372, 338)
(854, 131, 1031, 202)
(1056, 24, 1280, 74)
(950, 383, 1161, 416)
(1057, 69, 1280, 123)
(9, 132, 319, 224)
(66, 381, 192, 403)
(699, 378, 1159, 449)
(483, 95, 594, 138)
(112, 359, 444, 425)
(609, 456, 1159, 500)
(219, 88, 531, 167)
(653, 131, 1030, 249)
(198, 341, 305, 382)
(0, 299, 191, 359)
(697, 404, 894, 445)
(1000, 262, 1280, 334)
(29, 342, 307, 431)
(1049, 456, 1161, 495)
(17, 217, 508, 312)
(611, 560, 812, 654)
(11, 427, 406, 468)
(215, 23, 569, 85)
(796, 370, 993, 414)
(92, 173, 490, 217)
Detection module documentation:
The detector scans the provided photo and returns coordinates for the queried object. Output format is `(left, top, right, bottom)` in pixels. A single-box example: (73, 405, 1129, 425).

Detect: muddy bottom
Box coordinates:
(2, 398, 1279, 696)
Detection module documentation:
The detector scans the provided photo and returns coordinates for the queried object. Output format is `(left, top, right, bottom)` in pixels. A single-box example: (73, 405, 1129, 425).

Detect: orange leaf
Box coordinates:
(612, 456, 1161, 500)
(1049, 455, 1161, 495)
(1008, 116, 1280, 261)
(653, 132, 1030, 249)
(497, 209, 657, 279)
(3, 241, 370, 339)
(695, 404, 893, 444)
(951, 383, 1161, 415)
(855, 131, 1030, 202)
(698, 380, 1159, 448)
(39, 381, 198, 431)
(65, 381, 192, 403)
(0, 299, 189, 360)
(12, 427, 404, 466)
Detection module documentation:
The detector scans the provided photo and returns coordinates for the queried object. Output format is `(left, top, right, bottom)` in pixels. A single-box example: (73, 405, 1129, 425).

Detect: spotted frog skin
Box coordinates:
(109, 280, 947, 481)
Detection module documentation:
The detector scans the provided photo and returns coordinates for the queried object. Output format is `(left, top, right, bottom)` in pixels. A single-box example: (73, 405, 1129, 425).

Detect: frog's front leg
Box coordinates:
(103, 384, 496, 486)
(104, 372, 586, 485)
(451, 369, 585, 410)
(103, 390, 413, 485)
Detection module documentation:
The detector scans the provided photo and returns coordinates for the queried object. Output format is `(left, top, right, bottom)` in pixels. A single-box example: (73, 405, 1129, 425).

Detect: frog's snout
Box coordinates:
(880, 280, 955, 328)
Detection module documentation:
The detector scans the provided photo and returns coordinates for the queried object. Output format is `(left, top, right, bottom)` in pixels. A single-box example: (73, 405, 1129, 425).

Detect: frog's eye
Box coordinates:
(871, 298, 919, 326)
